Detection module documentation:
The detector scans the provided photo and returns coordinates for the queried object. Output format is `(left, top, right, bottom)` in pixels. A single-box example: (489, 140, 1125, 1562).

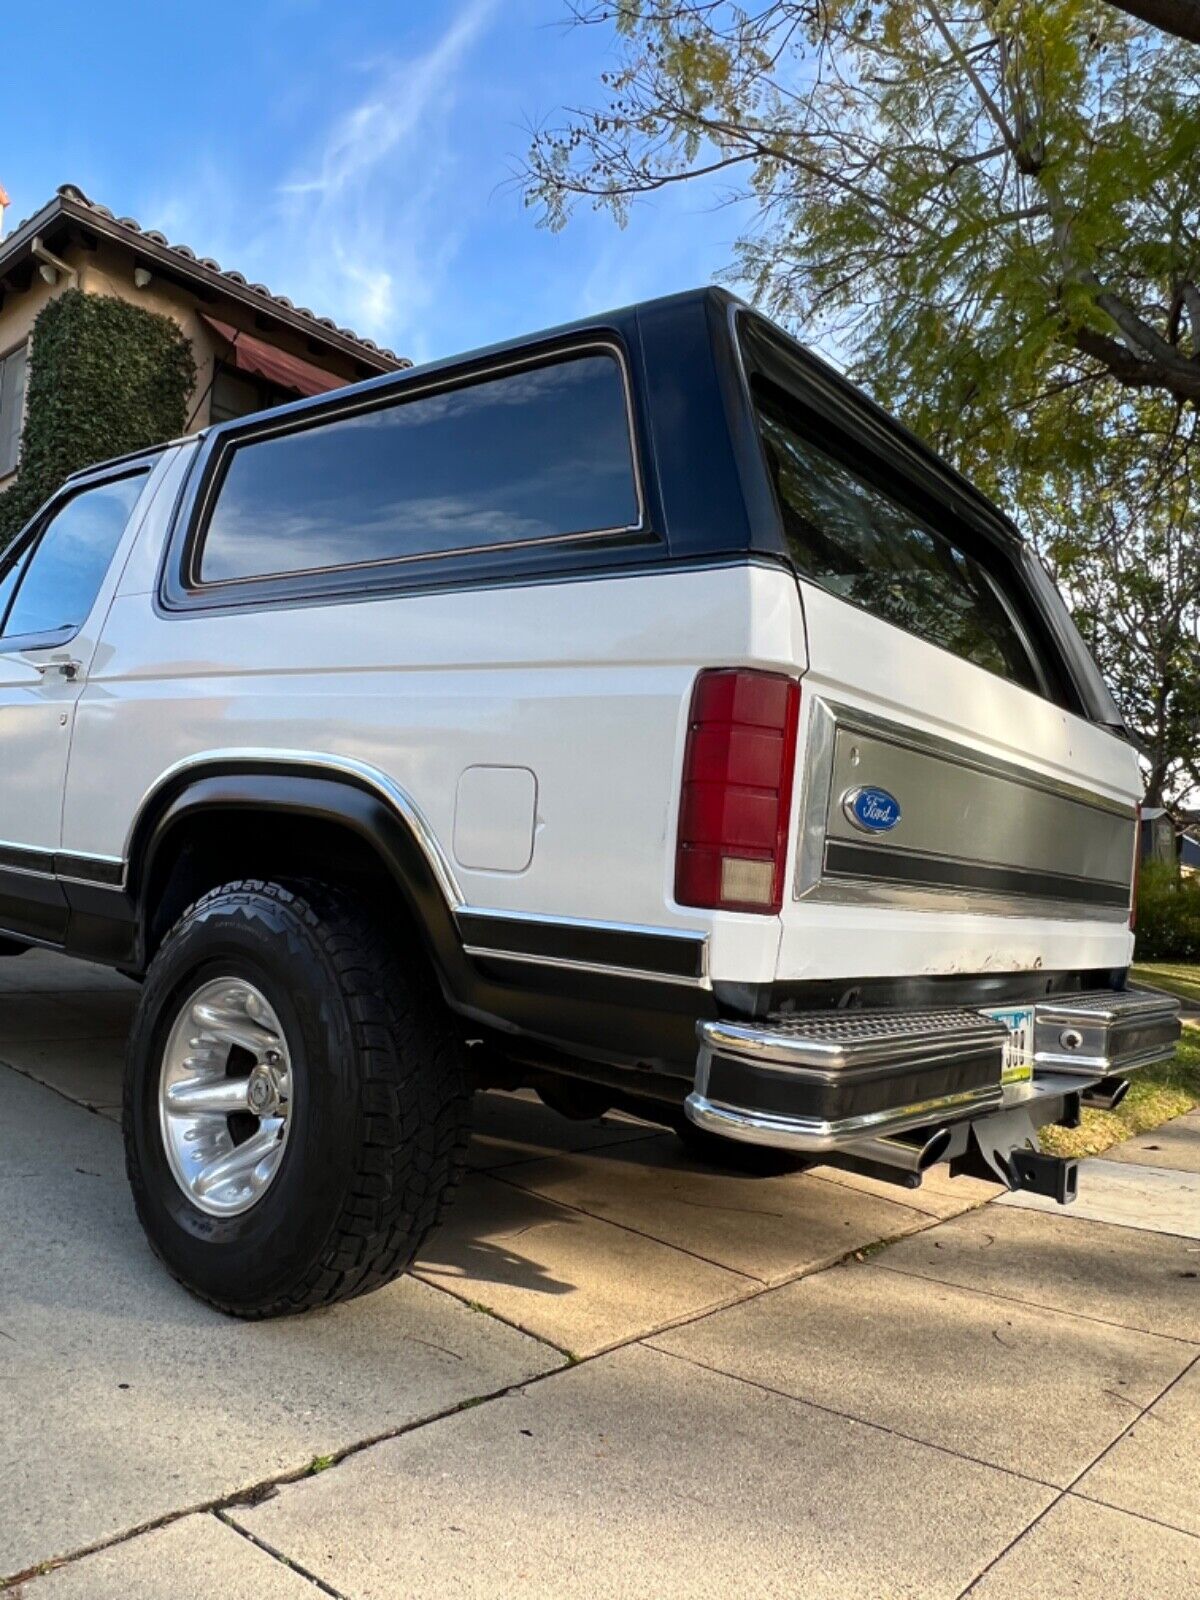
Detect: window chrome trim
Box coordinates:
(183, 339, 649, 593)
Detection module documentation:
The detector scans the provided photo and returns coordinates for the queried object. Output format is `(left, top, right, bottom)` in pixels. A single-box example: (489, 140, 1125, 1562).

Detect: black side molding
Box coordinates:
(0, 864, 69, 943)
(54, 853, 124, 886)
(824, 839, 1131, 910)
(457, 911, 706, 980)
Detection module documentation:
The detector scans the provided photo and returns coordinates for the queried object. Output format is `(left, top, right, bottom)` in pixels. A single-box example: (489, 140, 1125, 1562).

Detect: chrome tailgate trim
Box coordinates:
(794, 698, 1136, 922)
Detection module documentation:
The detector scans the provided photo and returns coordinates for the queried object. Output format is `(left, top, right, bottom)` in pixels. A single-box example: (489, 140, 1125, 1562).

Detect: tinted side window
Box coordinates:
(1, 474, 145, 641)
(752, 381, 1043, 694)
(0, 540, 32, 631)
(198, 352, 639, 584)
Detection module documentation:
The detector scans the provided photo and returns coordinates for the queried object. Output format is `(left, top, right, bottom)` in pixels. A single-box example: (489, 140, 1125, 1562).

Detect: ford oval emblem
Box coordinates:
(842, 786, 901, 834)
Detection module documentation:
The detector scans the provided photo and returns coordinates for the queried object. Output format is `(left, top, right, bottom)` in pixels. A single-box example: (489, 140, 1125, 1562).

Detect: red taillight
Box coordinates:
(675, 668, 800, 914)
(1130, 802, 1142, 931)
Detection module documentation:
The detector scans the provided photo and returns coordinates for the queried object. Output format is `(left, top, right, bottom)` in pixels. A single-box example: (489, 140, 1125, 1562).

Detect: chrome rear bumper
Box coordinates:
(1033, 989, 1182, 1075)
(687, 987, 1181, 1157)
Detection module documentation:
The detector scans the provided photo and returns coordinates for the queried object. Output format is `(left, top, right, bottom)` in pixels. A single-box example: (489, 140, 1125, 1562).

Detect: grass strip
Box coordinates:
(1131, 962, 1200, 1007)
(1040, 1030, 1200, 1159)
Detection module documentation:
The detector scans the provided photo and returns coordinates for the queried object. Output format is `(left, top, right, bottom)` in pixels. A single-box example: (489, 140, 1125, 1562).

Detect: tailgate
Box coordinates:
(777, 581, 1139, 984)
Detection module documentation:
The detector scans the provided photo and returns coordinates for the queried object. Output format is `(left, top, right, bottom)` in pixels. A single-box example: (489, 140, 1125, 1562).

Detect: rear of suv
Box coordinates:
(0, 287, 1178, 1316)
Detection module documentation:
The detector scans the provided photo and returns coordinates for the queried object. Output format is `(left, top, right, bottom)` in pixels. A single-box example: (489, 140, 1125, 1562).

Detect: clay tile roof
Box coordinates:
(3, 185, 408, 369)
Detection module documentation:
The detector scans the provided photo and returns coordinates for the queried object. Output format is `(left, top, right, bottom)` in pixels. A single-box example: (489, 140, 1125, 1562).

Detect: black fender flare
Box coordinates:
(119, 758, 708, 1078)
(127, 761, 474, 997)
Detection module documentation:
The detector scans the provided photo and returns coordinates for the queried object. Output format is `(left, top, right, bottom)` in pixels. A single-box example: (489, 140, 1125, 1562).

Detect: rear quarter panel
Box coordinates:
(67, 515, 805, 984)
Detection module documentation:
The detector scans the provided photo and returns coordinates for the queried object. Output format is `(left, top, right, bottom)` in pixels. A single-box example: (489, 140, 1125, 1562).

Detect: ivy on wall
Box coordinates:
(0, 288, 196, 544)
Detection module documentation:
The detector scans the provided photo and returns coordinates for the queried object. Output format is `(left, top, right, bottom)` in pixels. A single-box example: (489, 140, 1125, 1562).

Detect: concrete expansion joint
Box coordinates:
(953, 1347, 1200, 1597)
(0, 1212, 958, 1590)
(212, 1513, 348, 1599)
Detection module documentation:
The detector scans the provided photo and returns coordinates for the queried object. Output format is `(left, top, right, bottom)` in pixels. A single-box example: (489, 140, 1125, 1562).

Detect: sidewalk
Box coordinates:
(1, 951, 1197, 1598)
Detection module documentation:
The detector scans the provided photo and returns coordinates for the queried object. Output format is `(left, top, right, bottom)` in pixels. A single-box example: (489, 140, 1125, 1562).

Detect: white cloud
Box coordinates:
(266, 0, 501, 353)
(280, 0, 497, 201)
(141, 0, 502, 362)
(129, 0, 752, 366)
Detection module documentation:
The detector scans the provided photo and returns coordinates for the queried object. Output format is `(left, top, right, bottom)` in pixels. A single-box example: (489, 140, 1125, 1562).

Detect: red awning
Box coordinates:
(200, 314, 346, 399)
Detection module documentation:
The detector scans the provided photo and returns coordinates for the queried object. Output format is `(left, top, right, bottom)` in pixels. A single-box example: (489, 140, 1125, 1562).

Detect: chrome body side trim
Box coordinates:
(0, 838, 122, 864)
(125, 748, 464, 906)
(459, 902, 708, 948)
(0, 842, 126, 885)
(794, 697, 1136, 921)
(462, 945, 707, 988)
(459, 905, 710, 987)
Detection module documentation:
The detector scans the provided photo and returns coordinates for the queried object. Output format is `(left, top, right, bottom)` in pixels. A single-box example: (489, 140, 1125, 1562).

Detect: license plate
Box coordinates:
(982, 1005, 1035, 1084)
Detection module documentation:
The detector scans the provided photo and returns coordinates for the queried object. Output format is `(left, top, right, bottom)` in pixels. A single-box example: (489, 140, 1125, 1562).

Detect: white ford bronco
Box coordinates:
(0, 288, 1180, 1317)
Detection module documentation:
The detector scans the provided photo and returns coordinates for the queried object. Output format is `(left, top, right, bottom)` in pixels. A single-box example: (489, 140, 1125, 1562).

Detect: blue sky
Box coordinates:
(3, 0, 748, 366)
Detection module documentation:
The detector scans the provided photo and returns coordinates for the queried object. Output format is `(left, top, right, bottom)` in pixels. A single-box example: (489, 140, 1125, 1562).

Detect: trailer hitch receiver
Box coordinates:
(1009, 1148, 1079, 1205)
(953, 1105, 1078, 1205)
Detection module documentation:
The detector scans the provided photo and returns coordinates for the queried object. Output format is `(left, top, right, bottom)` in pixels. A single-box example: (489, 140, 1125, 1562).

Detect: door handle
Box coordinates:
(35, 659, 82, 682)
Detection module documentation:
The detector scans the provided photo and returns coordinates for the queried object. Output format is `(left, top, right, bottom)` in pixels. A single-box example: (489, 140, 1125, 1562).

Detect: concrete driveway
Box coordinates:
(1, 949, 1197, 1597)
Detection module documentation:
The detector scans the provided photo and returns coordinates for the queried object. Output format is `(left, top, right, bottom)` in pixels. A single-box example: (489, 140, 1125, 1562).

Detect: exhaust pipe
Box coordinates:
(1081, 1076, 1130, 1112)
(821, 1126, 952, 1191)
(844, 1126, 952, 1174)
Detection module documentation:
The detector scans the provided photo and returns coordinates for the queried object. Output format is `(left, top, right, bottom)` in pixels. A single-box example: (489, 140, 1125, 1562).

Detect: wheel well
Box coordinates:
(143, 809, 428, 965)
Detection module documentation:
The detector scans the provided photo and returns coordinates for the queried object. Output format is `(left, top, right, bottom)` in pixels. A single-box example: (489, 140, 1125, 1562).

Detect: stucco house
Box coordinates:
(0, 183, 406, 513)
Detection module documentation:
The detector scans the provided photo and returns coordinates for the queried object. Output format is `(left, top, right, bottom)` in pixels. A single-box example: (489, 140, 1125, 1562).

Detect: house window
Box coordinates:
(0, 343, 29, 478)
(209, 362, 298, 425)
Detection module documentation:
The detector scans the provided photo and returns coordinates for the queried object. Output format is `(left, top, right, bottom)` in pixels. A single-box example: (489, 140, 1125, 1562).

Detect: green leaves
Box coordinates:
(525, 0, 1200, 817)
(0, 289, 195, 544)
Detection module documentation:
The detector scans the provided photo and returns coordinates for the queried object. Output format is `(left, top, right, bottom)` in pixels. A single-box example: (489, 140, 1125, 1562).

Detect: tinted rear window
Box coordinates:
(197, 351, 639, 584)
(751, 379, 1044, 695)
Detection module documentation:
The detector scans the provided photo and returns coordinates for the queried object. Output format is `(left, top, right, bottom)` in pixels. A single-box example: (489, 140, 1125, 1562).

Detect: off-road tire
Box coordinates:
(123, 878, 470, 1318)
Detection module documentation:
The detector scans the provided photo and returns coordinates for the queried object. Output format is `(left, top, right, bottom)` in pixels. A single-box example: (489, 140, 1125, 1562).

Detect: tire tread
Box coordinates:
(124, 877, 470, 1319)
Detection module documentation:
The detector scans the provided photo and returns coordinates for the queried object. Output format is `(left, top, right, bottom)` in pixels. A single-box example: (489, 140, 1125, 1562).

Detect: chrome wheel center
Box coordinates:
(246, 1061, 284, 1115)
(158, 977, 293, 1217)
